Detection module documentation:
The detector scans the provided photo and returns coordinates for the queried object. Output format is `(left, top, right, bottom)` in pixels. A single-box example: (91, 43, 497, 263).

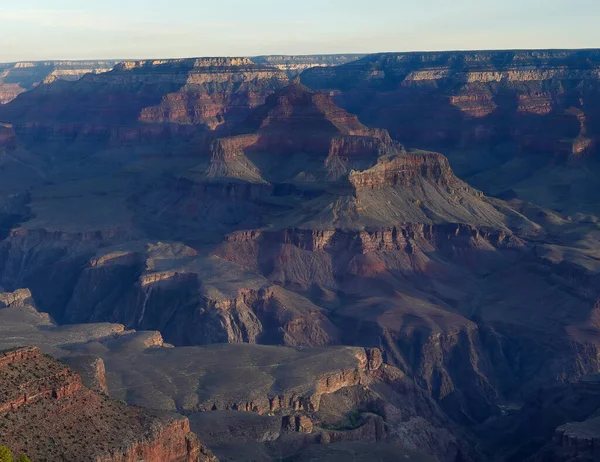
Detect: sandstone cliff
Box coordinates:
(0, 346, 217, 462)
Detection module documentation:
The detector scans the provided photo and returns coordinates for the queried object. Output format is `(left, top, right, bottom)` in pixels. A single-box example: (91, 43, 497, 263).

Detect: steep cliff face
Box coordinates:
(348, 151, 457, 188)
(0, 346, 216, 462)
(52, 243, 340, 348)
(216, 224, 526, 423)
(301, 49, 600, 212)
(0, 226, 138, 317)
(301, 50, 600, 153)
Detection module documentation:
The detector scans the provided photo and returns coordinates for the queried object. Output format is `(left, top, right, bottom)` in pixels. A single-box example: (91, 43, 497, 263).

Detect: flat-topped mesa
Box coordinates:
(210, 134, 262, 161)
(327, 130, 395, 159)
(349, 151, 457, 189)
(115, 57, 256, 72)
(0, 346, 216, 462)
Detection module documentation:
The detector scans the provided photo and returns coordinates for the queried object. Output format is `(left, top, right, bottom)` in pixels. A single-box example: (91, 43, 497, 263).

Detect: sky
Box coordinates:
(0, 0, 599, 62)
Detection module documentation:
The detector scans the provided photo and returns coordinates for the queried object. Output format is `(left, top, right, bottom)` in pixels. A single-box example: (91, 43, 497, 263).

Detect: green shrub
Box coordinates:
(0, 445, 12, 462)
(16, 455, 31, 462)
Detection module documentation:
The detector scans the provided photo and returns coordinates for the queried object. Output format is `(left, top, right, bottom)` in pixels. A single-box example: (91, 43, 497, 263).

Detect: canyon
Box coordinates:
(0, 50, 600, 461)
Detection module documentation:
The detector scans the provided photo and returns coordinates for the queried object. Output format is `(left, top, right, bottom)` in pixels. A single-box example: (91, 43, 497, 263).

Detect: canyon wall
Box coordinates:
(0, 60, 117, 104)
(0, 346, 217, 462)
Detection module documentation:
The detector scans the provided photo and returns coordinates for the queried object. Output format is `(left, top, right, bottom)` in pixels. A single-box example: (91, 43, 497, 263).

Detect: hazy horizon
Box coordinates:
(1, 0, 599, 62)
(4, 47, 600, 64)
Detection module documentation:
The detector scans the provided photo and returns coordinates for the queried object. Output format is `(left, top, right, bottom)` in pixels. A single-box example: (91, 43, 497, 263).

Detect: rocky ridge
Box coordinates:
(0, 345, 216, 462)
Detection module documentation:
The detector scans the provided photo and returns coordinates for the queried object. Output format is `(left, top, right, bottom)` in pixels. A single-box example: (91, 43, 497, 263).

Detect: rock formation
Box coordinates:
(0, 346, 217, 462)
(301, 49, 600, 213)
(0, 60, 118, 104)
(0, 293, 465, 461)
(0, 50, 600, 461)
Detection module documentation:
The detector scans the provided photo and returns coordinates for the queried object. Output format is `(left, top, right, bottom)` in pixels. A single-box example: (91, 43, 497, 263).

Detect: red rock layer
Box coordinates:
(0, 346, 216, 462)
(349, 151, 456, 188)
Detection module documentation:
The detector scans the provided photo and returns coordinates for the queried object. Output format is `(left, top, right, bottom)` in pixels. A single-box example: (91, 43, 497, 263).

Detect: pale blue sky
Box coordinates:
(1, 0, 599, 61)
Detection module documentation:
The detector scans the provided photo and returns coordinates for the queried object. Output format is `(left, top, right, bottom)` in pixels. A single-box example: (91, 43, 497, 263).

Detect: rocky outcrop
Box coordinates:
(63, 355, 110, 395)
(0, 346, 216, 462)
(349, 151, 457, 188)
(0, 287, 32, 307)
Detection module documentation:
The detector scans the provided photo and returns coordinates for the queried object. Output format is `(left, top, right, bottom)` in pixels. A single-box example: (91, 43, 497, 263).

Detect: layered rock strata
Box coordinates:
(0, 346, 216, 462)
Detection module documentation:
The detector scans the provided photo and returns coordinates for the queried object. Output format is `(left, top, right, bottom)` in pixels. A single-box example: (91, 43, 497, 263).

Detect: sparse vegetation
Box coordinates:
(321, 409, 363, 431)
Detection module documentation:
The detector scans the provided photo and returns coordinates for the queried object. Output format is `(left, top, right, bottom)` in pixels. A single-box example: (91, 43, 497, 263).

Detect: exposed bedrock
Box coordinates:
(301, 50, 600, 158)
(0, 346, 216, 462)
